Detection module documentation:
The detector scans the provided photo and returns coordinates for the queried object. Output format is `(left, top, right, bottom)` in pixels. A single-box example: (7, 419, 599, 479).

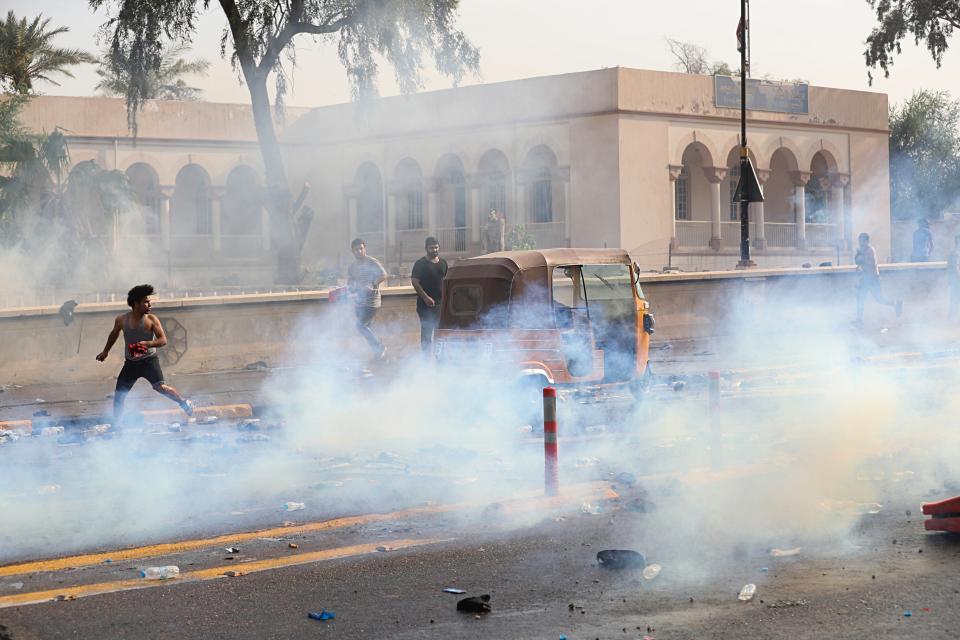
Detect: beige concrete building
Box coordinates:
(17, 67, 890, 284)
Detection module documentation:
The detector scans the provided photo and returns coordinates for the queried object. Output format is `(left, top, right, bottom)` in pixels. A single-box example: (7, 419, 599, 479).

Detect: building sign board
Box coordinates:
(714, 76, 809, 115)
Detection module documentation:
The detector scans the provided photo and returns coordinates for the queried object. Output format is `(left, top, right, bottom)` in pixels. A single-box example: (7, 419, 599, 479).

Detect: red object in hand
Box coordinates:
(128, 342, 149, 358)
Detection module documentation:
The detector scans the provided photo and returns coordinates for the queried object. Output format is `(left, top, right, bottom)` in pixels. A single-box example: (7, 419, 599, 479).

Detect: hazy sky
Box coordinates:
(10, 0, 960, 109)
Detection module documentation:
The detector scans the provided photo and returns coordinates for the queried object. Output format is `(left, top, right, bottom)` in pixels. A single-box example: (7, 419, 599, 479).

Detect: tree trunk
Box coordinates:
(246, 73, 301, 284)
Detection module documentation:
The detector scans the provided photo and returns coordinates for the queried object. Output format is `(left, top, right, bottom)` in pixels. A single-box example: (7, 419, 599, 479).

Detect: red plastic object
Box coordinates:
(922, 496, 960, 532)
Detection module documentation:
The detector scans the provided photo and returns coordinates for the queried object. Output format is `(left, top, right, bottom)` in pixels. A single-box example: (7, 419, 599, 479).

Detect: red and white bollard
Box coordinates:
(543, 387, 559, 496)
(708, 370, 722, 471)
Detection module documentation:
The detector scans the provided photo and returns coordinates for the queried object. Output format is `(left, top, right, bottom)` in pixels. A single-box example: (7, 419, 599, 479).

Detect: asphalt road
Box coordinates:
(3, 324, 960, 639)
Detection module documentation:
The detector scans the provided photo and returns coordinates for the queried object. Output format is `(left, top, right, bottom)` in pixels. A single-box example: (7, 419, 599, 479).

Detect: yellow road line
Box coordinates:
(0, 538, 446, 609)
(0, 481, 614, 578)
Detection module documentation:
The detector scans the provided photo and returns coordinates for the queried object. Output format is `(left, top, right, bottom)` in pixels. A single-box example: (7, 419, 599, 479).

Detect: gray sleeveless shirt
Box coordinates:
(122, 314, 157, 361)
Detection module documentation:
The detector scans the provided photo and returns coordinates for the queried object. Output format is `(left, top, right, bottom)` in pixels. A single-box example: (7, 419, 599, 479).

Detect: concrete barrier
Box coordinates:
(0, 263, 950, 386)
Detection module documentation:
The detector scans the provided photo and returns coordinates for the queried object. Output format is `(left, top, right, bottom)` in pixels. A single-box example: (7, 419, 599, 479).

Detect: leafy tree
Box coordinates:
(865, 0, 960, 82)
(888, 89, 960, 219)
(96, 44, 210, 100)
(0, 11, 94, 95)
(92, 0, 480, 283)
(665, 37, 735, 76)
(506, 224, 536, 251)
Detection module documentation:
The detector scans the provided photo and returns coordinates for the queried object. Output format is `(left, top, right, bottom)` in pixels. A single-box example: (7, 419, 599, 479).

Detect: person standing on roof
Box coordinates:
(481, 209, 505, 253)
(411, 236, 448, 353)
(96, 284, 193, 424)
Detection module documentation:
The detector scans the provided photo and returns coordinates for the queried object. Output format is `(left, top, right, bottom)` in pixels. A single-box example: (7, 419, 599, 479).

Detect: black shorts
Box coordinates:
(116, 356, 165, 392)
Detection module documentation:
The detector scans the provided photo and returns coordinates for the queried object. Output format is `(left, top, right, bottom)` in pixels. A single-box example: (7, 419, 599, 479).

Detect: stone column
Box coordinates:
(790, 171, 811, 249)
(209, 187, 224, 254)
(557, 166, 571, 247)
(831, 174, 850, 248)
(668, 165, 683, 250)
(751, 169, 770, 249)
(260, 205, 271, 252)
(386, 192, 397, 246)
(159, 186, 173, 253)
(514, 170, 528, 226)
(426, 178, 438, 237)
(344, 185, 360, 243)
(470, 182, 482, 244)
(702, 166, 727, 251)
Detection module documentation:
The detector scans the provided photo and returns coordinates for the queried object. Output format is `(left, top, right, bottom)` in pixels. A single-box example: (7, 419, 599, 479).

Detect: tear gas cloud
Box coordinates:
(3, 258, 959, 578)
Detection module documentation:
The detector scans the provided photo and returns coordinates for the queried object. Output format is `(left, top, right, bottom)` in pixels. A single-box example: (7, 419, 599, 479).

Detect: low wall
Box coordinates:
(0, 264, 950, 385)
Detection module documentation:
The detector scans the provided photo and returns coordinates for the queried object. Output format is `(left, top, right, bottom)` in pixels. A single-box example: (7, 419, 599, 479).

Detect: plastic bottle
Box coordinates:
(738, 583, 756, 601)
(642, 563, 662, 580)
(141, 566, 180, 580)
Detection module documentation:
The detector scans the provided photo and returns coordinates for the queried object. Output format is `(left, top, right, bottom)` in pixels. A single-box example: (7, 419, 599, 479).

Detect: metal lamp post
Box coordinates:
(734, 0, 764, 269)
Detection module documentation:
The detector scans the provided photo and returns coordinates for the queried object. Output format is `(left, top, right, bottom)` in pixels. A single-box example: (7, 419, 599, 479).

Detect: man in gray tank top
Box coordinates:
(96, 284, 194, 424)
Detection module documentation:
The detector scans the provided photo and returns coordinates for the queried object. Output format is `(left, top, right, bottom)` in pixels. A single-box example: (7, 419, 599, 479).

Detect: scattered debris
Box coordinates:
(288, 543, 298, 549)
(308, 609, 335, 621)
(859, 503, 883, 515)
(199, 415, 219, 424)
(140, 566, 179, 580)
(597, 550, 645, 570)
(245, 361, 269, 371)
(282, 502, 305, 511)
(581, 502, 603, 516)
(55, 594, 76, 601)
(9, 582, 23, 590)
(738, 584, 757, 602)
(225, 547, 240, 554)
(443, 588, 467, 594)
(223, 570, 246, 578)
(767, 599, 808, 609)
(903, 611, 912, 618)
(642, 563, 662, 580)
(770, 547, 802, 557)
(375, 546, 394, 552)
(456, 595, 491, 614)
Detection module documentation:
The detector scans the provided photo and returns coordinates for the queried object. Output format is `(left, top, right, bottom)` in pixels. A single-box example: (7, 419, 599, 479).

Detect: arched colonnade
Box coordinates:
(123, 161, 270, 257)
(342, 144, 569, 263)
(670, 135, 851, 251)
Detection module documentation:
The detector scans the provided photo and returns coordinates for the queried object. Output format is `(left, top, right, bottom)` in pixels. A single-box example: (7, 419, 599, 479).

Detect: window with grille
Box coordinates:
(196, 193, 212, 234)
(532, 171, 553, 223)
(675, 171, 689, 220)
(144, 194, 161, 234)
(488, 174, 507, 216)
(406, 190, 423, 229)
(728, 165, 740, 220)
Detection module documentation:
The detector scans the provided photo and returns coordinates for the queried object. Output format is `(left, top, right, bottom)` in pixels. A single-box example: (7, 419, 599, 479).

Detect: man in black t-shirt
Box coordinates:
(411, 236, 448, 353)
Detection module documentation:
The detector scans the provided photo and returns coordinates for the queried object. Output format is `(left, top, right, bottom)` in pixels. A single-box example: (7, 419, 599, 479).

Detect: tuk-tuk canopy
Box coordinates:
(445, 248, 633, 283)
(440, 249, 634, 329)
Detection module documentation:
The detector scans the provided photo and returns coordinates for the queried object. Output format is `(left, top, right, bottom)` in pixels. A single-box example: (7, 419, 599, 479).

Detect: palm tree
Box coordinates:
(96, 45, 210, 101)
(0, 11, 94, 94)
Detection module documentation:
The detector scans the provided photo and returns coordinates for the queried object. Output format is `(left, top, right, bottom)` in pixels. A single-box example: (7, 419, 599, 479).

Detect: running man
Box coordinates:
(348, 238, 388, 360)
(96, 284, 193, 423)
(854, 232, 902, 327)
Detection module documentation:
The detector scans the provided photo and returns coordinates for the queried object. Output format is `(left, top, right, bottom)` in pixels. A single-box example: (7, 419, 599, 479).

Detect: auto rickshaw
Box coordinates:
(434, 248, 654, 399)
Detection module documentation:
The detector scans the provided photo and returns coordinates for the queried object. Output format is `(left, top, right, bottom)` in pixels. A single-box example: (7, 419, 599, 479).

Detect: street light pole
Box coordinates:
(736, 0, 759, 269)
